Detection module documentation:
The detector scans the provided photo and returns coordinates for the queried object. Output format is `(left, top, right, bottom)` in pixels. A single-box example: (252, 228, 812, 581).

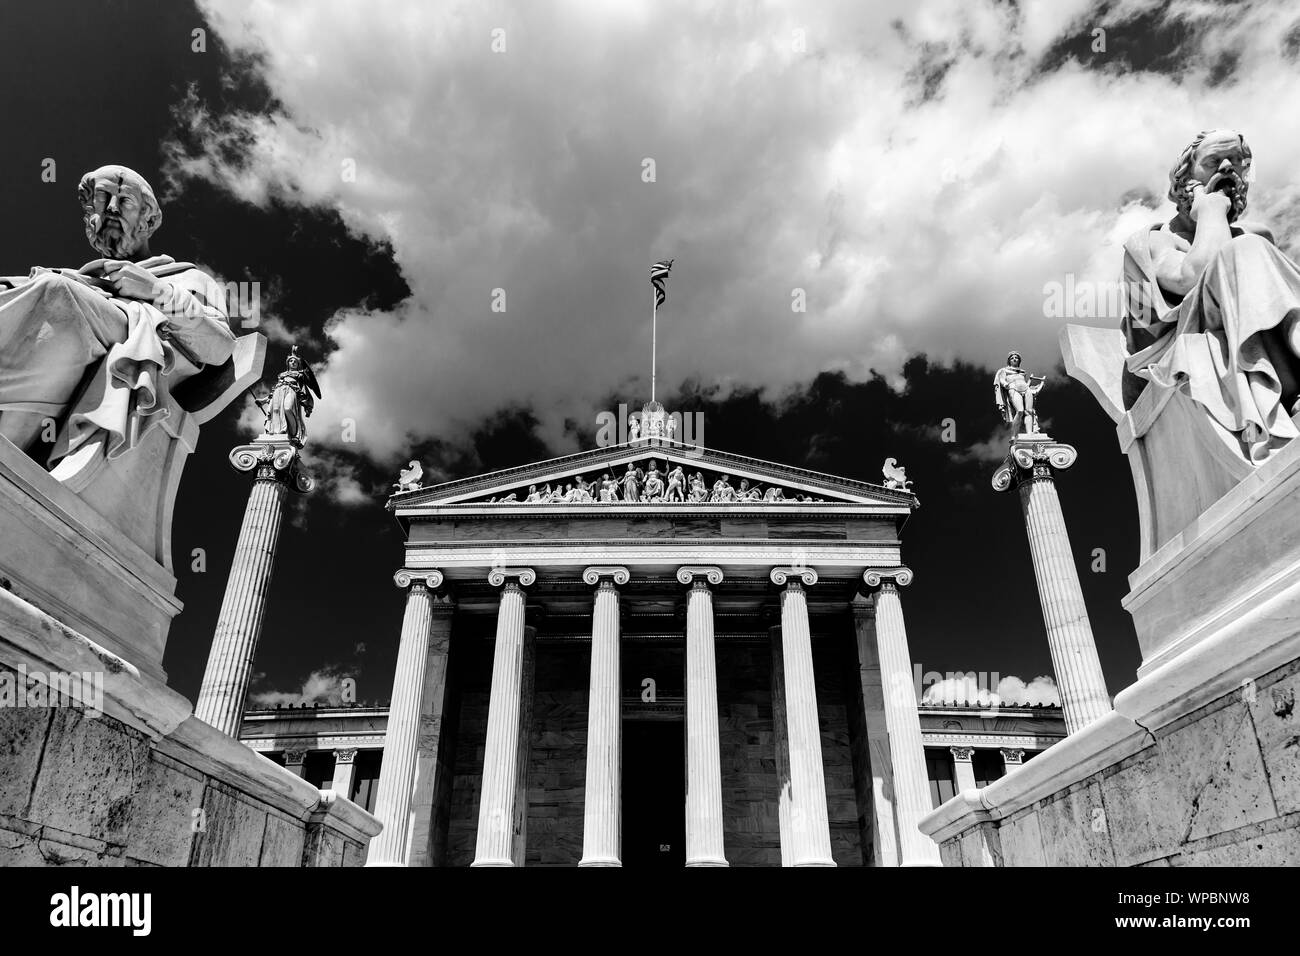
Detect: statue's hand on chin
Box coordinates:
(1188, 181, 1233, 223)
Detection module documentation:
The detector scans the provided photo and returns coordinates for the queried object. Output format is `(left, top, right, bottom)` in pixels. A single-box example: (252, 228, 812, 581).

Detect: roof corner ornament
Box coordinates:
(394, 459, 423, 493)
(882, 457, 913, 491)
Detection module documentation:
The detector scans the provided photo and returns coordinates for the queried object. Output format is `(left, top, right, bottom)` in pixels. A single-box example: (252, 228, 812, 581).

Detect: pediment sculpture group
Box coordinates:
(485, 460, 826, 504)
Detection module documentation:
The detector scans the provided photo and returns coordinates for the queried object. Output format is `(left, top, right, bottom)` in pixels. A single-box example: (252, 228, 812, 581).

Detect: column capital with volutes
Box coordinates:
(677, 566, 723, 588)
(488, 567, 536, 588)
(991, 436, 1078, 492)
(863, 566, 913, 591)
(770, 566, 818, 588)
(582, 566, 629, 587)
(393, 568, 445, 591)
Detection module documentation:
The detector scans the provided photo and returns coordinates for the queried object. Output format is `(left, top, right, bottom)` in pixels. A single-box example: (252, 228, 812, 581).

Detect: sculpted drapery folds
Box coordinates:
(0, 164, 236, 463)
(1120, 129, 1300, 462)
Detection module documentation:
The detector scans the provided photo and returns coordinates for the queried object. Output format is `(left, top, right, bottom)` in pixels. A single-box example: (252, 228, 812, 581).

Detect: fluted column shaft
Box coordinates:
(778, 581, 835, 867)
(1018, 472, 1110, 734)
(851, 598, 900, 868)
(951, 747, 978, 792)
(684, 578, 727, 866)
(368, 578, 437, 865)
(474, 581, 530, 866)
(330, 749, 359, 798)
(871, 578, 942, 866)
(195, 473, 289, 737)
(581, 578, 622, 866)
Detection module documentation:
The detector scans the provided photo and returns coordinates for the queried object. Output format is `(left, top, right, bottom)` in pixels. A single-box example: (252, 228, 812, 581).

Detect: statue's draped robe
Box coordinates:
(0, 255, 235, 462)
(1121, 227, 1300, 461)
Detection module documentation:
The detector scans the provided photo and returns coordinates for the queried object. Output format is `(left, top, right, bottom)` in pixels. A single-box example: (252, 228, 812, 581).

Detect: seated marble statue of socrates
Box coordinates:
(1121, 128, 1300, 463)
(0, 164, 236, 466)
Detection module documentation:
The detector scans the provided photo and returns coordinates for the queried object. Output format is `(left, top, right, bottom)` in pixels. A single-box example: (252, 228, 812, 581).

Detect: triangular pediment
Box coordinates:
(389, 440, 914, 511)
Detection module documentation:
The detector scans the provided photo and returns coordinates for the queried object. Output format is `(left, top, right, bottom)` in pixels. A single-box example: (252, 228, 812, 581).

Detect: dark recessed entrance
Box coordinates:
(621, 719, 685, 868)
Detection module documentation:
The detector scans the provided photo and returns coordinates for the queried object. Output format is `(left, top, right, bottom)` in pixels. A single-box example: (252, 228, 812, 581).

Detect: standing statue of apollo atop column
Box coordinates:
(1120, 129, 1300, 462)
(0, 164, 236, 465)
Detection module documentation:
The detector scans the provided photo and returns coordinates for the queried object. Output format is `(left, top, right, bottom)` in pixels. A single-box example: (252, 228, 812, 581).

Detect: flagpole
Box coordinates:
(651, 288, 657, 403)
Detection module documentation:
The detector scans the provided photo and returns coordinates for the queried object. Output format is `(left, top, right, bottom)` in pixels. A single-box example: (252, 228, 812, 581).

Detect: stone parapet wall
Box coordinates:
(0, 585, 380, 867)
(924, 652, 1300, 867)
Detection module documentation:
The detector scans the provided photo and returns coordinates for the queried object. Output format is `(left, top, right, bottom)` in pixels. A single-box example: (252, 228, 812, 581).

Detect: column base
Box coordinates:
(685, 857, 729, 867)
(363, 860, 408, 868)
(793, 859, 837, 867)
(470, 858, 517, 867)
(578, 856, 622, 867)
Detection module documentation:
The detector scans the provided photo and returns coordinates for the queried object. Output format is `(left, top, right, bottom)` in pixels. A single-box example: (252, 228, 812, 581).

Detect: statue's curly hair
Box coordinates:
(1168, 129, 1252, 211)
(77, 165, 163, 244)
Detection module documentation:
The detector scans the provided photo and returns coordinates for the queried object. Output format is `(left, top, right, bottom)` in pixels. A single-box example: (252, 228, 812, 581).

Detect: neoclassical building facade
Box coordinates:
(330, 427, 963, 866)
(240, 700, 1067, 845)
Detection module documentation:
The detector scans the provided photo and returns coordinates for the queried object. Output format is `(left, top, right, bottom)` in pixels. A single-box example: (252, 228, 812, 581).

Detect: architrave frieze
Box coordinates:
(403, 543, 902, 570)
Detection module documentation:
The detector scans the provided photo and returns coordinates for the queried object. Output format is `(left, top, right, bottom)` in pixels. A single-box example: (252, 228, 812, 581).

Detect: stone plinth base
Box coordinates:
(0, 585, 380, 866)
(920, 432, 1300, 866)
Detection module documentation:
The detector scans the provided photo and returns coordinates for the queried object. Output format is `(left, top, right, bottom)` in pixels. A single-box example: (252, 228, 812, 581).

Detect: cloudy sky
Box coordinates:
(5, 0, 1300, 710)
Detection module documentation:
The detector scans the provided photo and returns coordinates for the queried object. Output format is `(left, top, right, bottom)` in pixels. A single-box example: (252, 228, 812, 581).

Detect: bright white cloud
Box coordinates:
(922, 672, 1061, 706)
(175, 0, 1300, 463)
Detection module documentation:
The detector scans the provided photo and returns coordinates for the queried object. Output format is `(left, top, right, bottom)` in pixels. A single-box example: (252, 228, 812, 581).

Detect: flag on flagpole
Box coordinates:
(650, 258, 674, 309)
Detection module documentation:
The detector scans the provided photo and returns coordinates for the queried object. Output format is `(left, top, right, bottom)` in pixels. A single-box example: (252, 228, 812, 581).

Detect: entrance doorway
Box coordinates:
(621, 719, 685, 867)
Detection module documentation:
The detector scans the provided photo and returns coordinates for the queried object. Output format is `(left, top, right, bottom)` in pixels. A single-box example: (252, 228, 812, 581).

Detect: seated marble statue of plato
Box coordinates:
(0, 164, 236, 464)
(1121, 129, 1300, 463)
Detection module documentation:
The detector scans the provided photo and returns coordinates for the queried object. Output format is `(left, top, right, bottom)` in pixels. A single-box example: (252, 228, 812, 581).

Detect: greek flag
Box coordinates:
(650, 258, 674, 309)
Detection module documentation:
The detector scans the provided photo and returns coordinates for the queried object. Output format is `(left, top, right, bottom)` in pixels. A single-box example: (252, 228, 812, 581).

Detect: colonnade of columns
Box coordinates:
(368, 563, 936, 867)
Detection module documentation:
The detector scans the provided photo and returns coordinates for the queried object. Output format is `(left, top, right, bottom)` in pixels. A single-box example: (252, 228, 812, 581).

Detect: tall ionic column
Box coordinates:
(580, 566, 629, 867)
(407, 592, 458, 868)
(864, 567, 942, 867)
(473, 568, 536, 867)
(678, 566, 728, 867)
(195, 437, 312, 737)
(367, 570, 443, 867)
(850, 595, 900, 868)
(993, 438, 1110, 734)
(769, 566, 834, 867)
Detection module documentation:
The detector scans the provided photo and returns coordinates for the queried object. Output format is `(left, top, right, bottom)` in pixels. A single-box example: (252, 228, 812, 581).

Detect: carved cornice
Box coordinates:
(863, 566, 913, 589)
(388, 442, 914, 509)
(676, 565, 724, 586)
(582, 566, 630, 586)
(394, 569, 445, 590)
(991, 437, 1078, 492)
(487, 566, 536, 587)
(770, 566, 818, 586)
(229, 438, 313, 494)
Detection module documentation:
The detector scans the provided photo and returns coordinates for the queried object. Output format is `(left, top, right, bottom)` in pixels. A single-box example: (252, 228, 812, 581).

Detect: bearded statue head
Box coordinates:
(1168, 129, 1253, 224)
(77, 165, 163, 259)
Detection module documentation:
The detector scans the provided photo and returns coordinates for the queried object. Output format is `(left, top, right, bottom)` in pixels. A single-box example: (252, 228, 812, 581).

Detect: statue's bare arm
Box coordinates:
(1152, 187, 1243, 298)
